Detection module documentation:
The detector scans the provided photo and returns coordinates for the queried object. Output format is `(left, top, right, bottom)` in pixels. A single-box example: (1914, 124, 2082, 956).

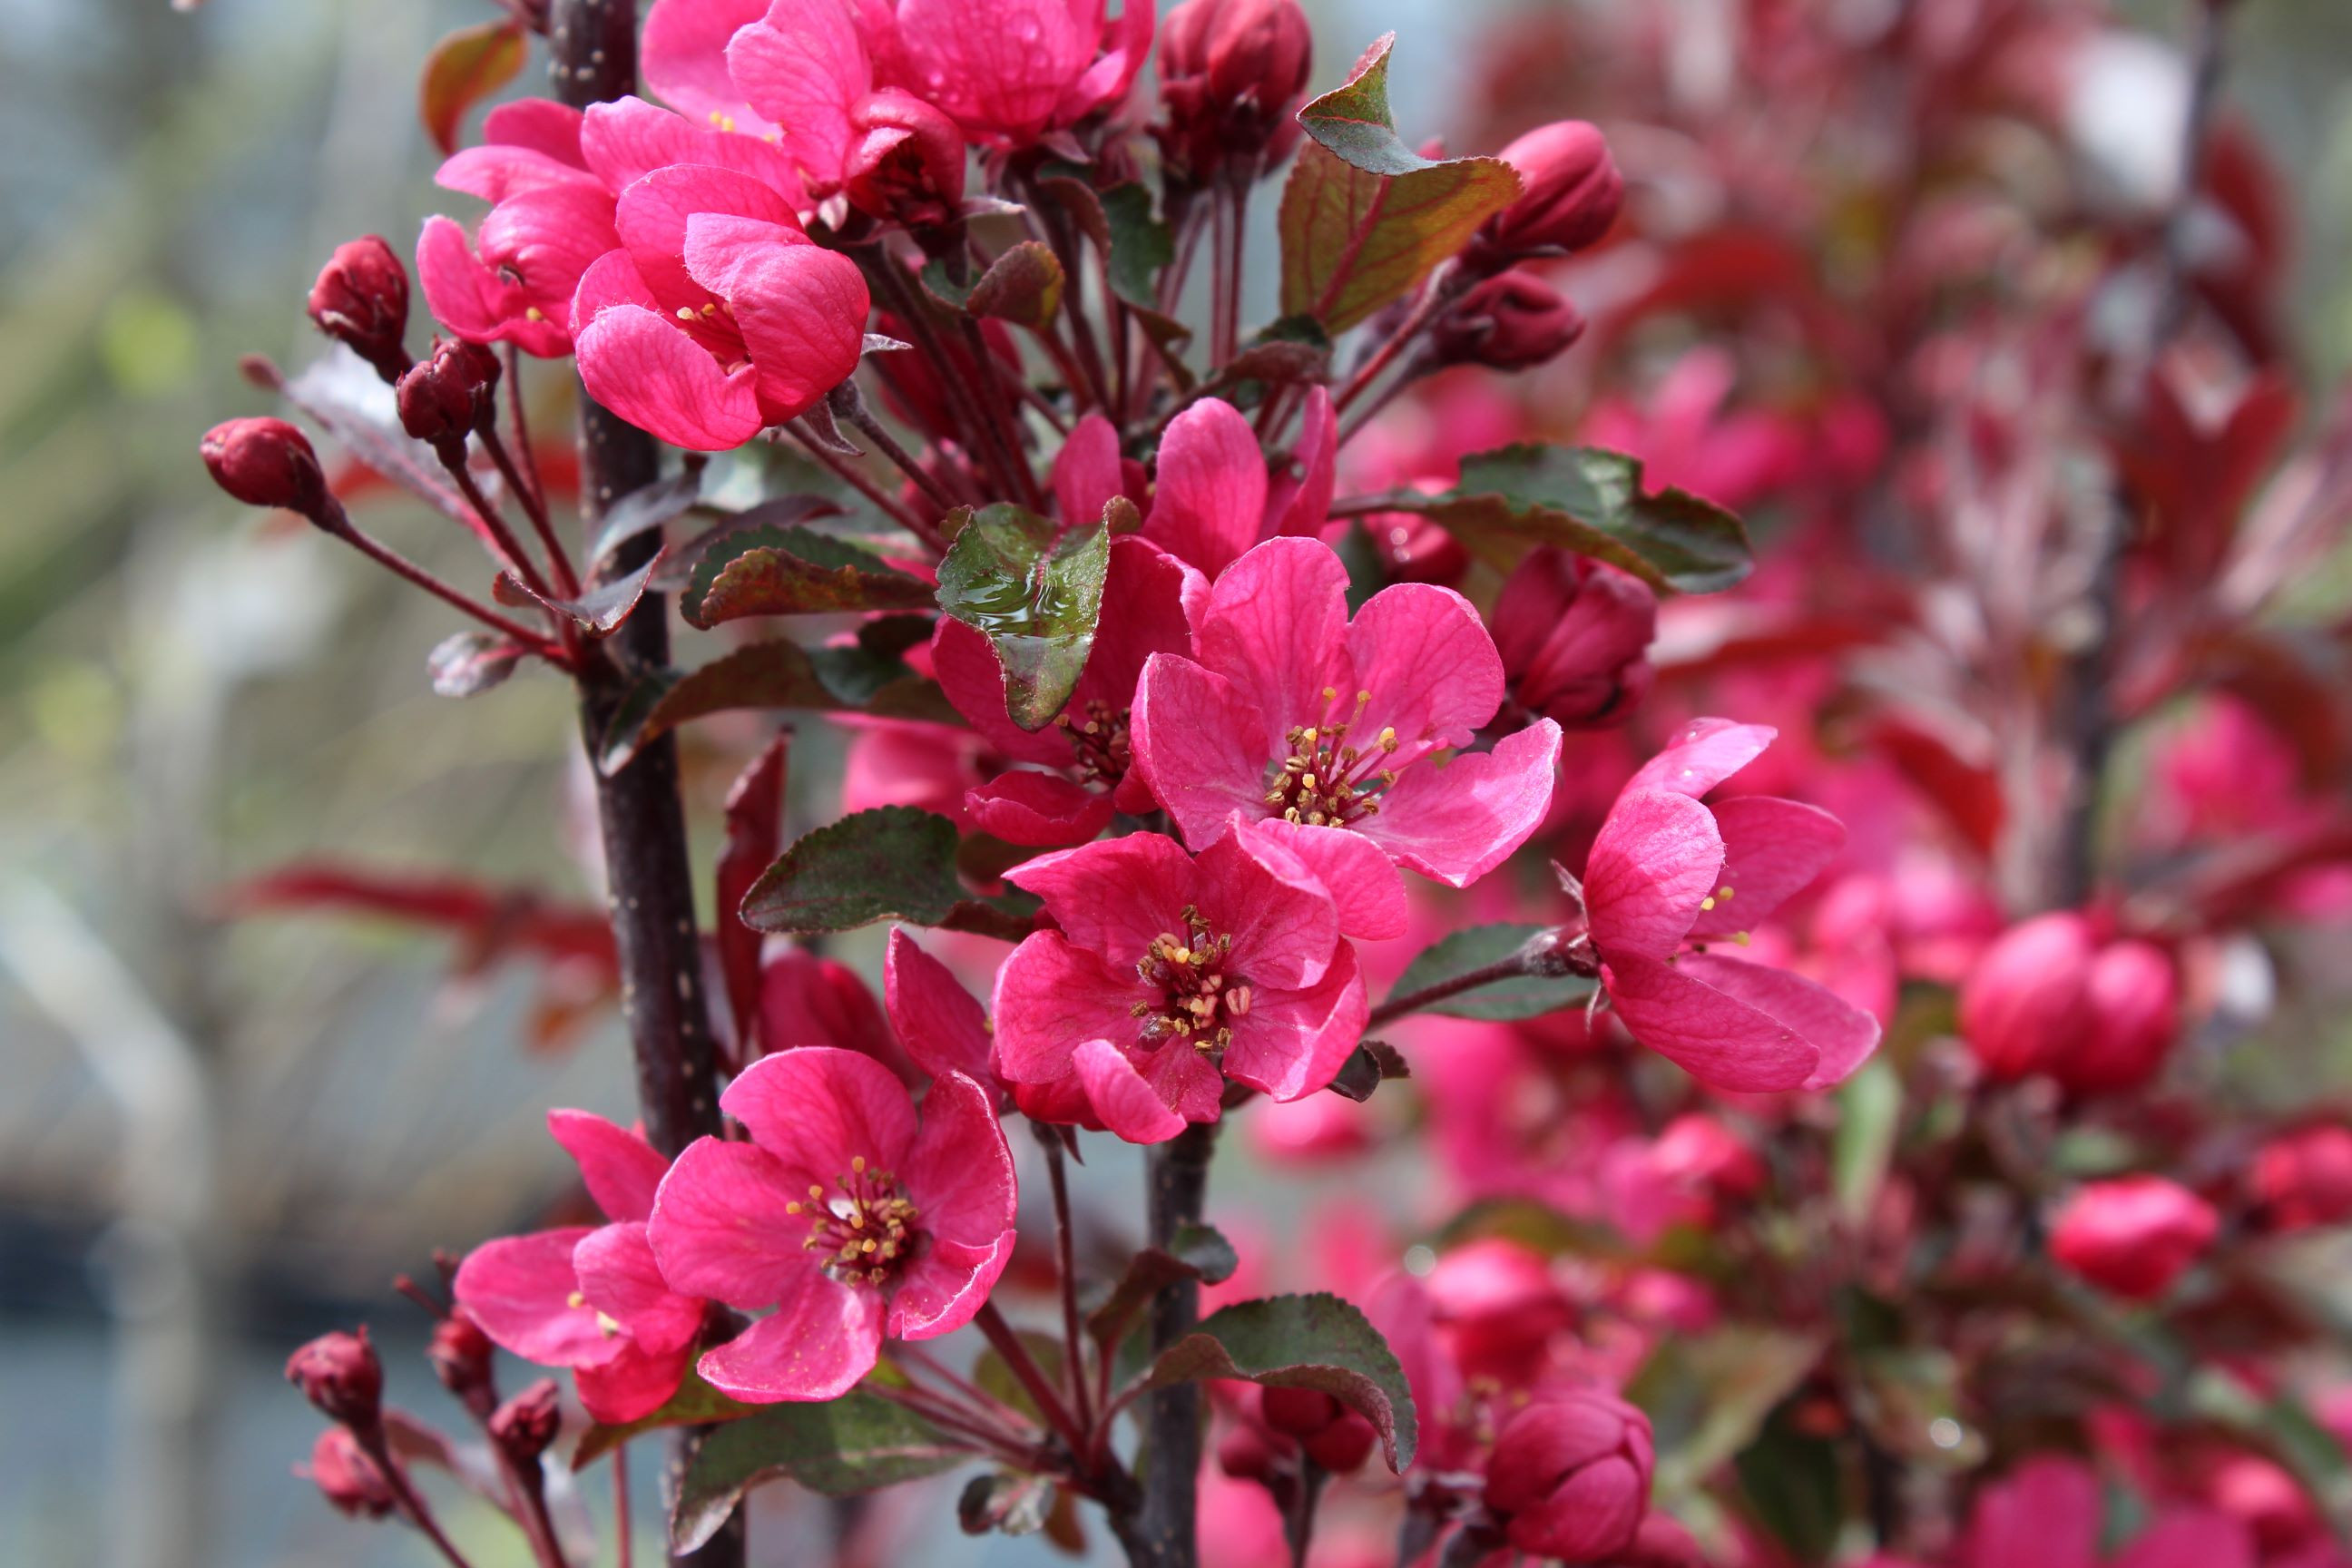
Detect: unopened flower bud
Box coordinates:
(2054, 938, 2179, 1095)
(1301, 1409, 1377, 1473)
(489, 1377, 563, 1465)
(304, 1426, 397, 1519)
(428, 1310, 495, 1404)
(201, 417, 329, 518)
(1484, 121, 1623, 258)
(1957, 912, 2098, 1082)
(1429, 271, 1586, 371)
(285, 1328, 383, 1428)
(1426, 1239, 1573, 1384)
(1484, 1391, 1656, 1563)
(844, 89, 967, 230)
(2049, 1174, 2217, 1300)
(309, 235, 412, 384)
(1157, 0, 1312, 184)
(1259, 1385, 1343, 1439)
(2251, 1124, 2352, 1232)
(1217, 1421, 1279, 1482)
(397, 338, 502, 453)
(1490, 547, 1657, 728)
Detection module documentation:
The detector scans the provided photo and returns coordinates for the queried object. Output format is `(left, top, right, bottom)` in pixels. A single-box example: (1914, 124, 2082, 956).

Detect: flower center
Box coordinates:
(1130, 905, 1253, 1053)
(1265, 687, 1400, 828)
(787, 1157, 920, 1288)
(1054, 697, 1132, 788)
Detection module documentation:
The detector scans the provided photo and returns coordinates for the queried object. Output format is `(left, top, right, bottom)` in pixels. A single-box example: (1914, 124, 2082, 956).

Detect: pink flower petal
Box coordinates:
(1583, 788, 1723, 962)
(575, 1336, 698, 1424)
(573, 1222, 705, 1355)
(1622, 717, 1776, 799)
(573, 296, 764, 451)
(1146, 397, 1267, 579)
(1141, 1037, 1228, 1123)
(1360, 720, 1562, 887)
(891, 1232, 1018, 1340)
(1129, 653, 1274, 848)
(1601, 954, 1818, 1093)
(647, 1139, 816, 1308)
(1194, 537, 1352, 753)
(1054, 413, 1126, 527)
(481, 99, 590, 167)
(579, 94, 806, 202)
(436, 142, 603, 205)
(1269, 386, 1337, 537)
(681, 214, 868, 422)
(965, 769, 1114, 847)
(1684, 795, 1845, 939)
(1073, 1036, 1189, 1143)
(478, 182, 625, 321)
(725, 0, 870, 190)
(2112, 1512, 2255, 1568)
(721, 1045, 919, 1181)
(1241, 818, 1408, 941)
(896, 0, 1093, 139)
(642, 0, 780, 140)
(416, 216, 541, 350)
(547, 1109, 669, 1223)
(1677, 953, 1880, 1089)
(1347, 583, 1504, 750)
(452, 1228, 620, 1368)
(1195, 824, 1341, 991)
(1507, 1455, 1645, 1562)
(1073, 537, 1197, 716)
(1221, 940, 1367, 1101)
(900, 1071, 1019, 1250)
(991, 931, 1153, 1083)
(1963, 1455, 2102, 1568)
(1003, 832, 1196, 965)
(614, 162, 802, 315)
(884, 927, 996, 1084)
(695, 1275, 885, 1402)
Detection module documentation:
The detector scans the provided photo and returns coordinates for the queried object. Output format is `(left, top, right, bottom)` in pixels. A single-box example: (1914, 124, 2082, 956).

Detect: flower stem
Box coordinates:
(1284, 1460, 1328, 1568)
(436, 447, 559, 603)
(974, 1301, 1090, 1458)
(1037, 1123, 1097, 1440)
(317, 498, 567, 661)
(351, 1426, 478, 1568)
(1364, 929, 1593, 1030)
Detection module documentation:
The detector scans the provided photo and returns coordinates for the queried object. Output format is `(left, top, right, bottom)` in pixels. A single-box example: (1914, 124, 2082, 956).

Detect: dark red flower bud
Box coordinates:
(201, 417, 329, 518)
(309, 235, 412, 384)
(1429, 271, 1586, 371)
(1485, 121, 1623, 257)
(1259, 1385, 1343, 1439)
(2053, 938, 2179, 1095)
(2049, 1174, 2217, 1300)
(844, 89, 968, 230)
(1958, 912, 2097, 1082)
(2251, 1125, 2352, 1232)
(1301, 1410, 1376, 1473)
(1485, 1391, 1656, 1563)
(1490, 547, 1657, 728)
(1217, 1421, 1280, 1483)
(397, 338, 502, 453)
(304, 1426, 397, 1519)
(1157, 0, 1312, 184)
(428, 1310, 496, 1403)
(489, 1377, 563, 1465)
(285, 1328, 383, 1428)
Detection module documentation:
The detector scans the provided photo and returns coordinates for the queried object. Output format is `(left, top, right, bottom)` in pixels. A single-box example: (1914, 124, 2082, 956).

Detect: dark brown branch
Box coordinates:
(1111, 1122, 1218, 1568)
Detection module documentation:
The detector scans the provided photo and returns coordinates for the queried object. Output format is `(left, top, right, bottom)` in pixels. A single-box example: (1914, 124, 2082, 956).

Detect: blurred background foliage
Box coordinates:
(3, 0, 2351, 1563)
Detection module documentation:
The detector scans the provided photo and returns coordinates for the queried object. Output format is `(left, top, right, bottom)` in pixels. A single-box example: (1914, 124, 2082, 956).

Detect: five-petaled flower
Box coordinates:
(649, 1047, 1016, 1401)
(1581, 719, 1879, 1093)
(991, 825, 1368, 1143)
(453, 1112, 706, 1424)
(1132, 534, 1562, 939)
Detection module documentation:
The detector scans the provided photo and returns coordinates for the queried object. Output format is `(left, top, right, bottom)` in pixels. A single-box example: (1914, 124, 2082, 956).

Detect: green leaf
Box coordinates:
(418, 20, 526, 156)
(671, 1392, 970, 1553)
(1631, 1326, 1826, 1501)
(958, 1471, 1055, 1536)
(1832, 1058, 1902, 1227)
(573, 1368, 760, 1471)
(1277, 36, 1520, 334)
(738, 806, 1038, 941)
(1371, 445, 1754, 594)
(974, 1329, 1068, 1427)
(683, 524, 934, 626)
(935, 505, 1110, 730)
(1732, 1401, 1844, 1565)
(1141, 1292, 1418, 1472)
(1098, 183, 1175, 311)
(1386, 923, 1595, 1022)
(965, 241, 1065, 328)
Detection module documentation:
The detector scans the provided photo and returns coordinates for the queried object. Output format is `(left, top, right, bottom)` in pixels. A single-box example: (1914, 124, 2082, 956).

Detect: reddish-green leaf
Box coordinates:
(737, 807, 1039, 942)
(573, 1369, 761, 1471)
(671, 1391, 970, 1553)
(684, 524, 934, 626)
(1140, 1292, 1418, 1472)
(419, 20, 526, 157)
(426, 632, 526, 698)
(965, 241, 1065, 328)
(934, 505, 1109, 730)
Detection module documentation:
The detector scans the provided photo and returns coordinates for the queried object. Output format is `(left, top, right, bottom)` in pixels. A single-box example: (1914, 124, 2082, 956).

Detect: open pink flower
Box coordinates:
(1142, 392, 1337, 580)
(991, 826, 1367, 1142)
(1132, 535, 1562, 939)
(648, 1047, 1014, 1401)
(1582, 719, 1879, 1093)
(417, 95, 808, 358)
(932, 535, 1196, 847)
(452, 1112, 704, 1424)
(572, 161, 869, 450)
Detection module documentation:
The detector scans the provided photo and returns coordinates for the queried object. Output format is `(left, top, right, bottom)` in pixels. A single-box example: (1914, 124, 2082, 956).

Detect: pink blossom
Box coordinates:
(452, 1112, 705, 1423)
(1482, 1390, 1656, 1563)
(931, 535, 1196, 847)
(1961, 1455, 2256, 1568)
(990, 826, 1367, 1142)
(1959, 915, 2180, 1094)
(648, 1047, 1014, 1401)
(2049, 1174, 2218, 1301)
(1582, 719, 1879, 1093)
(1132, 535, 1562, 937)
(571, 157, 869, 450)
(1141, 393, 1336, 580)
(1490, 547, 1658, 730)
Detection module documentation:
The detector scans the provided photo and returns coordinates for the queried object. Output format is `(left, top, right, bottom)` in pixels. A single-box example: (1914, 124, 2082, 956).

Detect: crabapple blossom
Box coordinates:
(990, 825, 1367, 1141)
(1140, 393, 1336, 579)
(1480, 120, 1623, 259)
(1489, 546, 1658, 729)
(883, 926, 1095, 1127)
(307, 235, 411, 382)
(2048, 1175, 2218, 1301)
(2251, 1124, 2352, 1231)
(1483, 1390, 1656, 1563)
(1132, 535, 1561, 936)
(453, 1111, 706, 1424)
(648, 1047, 1015, 1400)
(1581, 719, 1879, 1093)
(201, 417, 328, 515)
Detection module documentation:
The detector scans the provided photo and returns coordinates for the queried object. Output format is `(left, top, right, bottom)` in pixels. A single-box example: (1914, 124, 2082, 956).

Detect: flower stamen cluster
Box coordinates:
(789, 1157, 921, 1288)
(1130, 906, 1252, 1050)
(1054, 698, 1134, 789)
(1265, 687, 1400, 827)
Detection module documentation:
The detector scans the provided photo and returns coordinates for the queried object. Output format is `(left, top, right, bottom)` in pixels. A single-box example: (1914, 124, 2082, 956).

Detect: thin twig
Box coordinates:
(781, 421, 944, 549)
(973, 1302, 1090, 1458)
(1038, 1126, 1097, 1439)
(319, 503, 567, 659)
(437, 449, 559, 602)
(483, 426, 579, 597)
(614, 1443, 632, 1568)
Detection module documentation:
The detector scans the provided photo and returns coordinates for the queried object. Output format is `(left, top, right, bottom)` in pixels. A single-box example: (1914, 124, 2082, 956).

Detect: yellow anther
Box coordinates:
(1699, 897, 1717, 912)
(524, 306, 545, 321)
(851, 1155, 867, 1174)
